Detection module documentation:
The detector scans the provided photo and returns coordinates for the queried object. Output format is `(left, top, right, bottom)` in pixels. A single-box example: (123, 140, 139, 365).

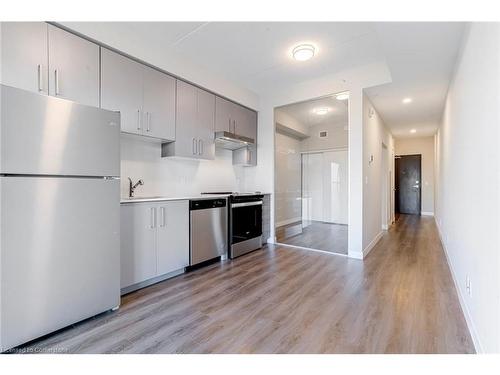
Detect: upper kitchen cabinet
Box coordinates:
(215, 96, 233, 133)
(1, 22, 49, 94)
(101, 48, 144, 135)
(101, 48, 176, 141)
(162, 80, 215, 160)
(215, 96, 257, 142)
(47, 25, 100, 107)
(142, 67, 176, 140)
(234, 105, 258, 141)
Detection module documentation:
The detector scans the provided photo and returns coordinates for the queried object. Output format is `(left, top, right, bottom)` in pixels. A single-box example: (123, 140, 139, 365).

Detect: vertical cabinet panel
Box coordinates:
(235, 106, 257, 141)
(0, 22, 48, 94)
(157, 201, 189, 275)
(142, 67, 176, 140)
(196, 88, 215, 160)
(48, 25, 100, 107)
(120, 203, 157, 289)
(173, 80, 199, 158)
(215, 96, 233, 133)
(101, 48, 144, 135)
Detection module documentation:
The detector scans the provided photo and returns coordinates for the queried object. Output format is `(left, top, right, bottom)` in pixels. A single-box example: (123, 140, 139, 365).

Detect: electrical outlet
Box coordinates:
(466, 275, 472, 296)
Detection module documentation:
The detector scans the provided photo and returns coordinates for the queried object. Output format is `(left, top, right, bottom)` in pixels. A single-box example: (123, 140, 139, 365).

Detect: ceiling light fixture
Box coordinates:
(410, 129, 417, 133)
(313, 107, 330, 115)
(292, 44, 315, 61)
(335, 92, 350, 101)
(402, 97, 413, 104)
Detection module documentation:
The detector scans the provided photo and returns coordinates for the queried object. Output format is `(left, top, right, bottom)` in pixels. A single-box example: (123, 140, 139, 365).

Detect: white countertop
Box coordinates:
(120, 192, 270, 204)
(120, 194, 231, 204)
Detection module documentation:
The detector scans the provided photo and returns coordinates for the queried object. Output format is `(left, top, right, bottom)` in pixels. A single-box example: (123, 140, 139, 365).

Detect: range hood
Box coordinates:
(215, 131, 255, 150)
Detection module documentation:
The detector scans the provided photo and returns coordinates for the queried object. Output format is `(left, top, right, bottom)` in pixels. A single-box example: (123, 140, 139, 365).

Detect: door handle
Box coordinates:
(150, 207, 156, 228)
(159, 207, 166, 227)
(192, 138, 197, 155)
(233, 119, 236, 134)
(146, 112, 151, 132)
(137, 109, 141, 131)
(228, 118, 232, 133)
(54, 69, 60, 96)
(37, 64, 43, 92)
(198, 139, 203, 155)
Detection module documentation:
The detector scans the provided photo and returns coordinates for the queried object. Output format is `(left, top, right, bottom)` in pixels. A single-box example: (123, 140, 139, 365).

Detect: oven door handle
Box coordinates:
(231, 201, 263, 208)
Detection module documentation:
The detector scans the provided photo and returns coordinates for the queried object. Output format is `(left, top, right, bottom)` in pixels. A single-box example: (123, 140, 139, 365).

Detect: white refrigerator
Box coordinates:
(0, 85, 121, 351)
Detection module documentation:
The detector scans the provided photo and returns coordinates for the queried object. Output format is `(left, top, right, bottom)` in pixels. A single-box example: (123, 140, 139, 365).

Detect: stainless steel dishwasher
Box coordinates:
(189, 198, 228, 266)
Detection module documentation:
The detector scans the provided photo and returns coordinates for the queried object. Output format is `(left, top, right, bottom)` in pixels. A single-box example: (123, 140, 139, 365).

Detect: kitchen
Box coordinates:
(0, 21, 270, 351)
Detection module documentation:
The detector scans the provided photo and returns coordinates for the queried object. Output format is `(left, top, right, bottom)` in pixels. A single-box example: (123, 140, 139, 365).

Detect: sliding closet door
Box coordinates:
(301, 152, 324, 225)
(322, 150, 348, 224)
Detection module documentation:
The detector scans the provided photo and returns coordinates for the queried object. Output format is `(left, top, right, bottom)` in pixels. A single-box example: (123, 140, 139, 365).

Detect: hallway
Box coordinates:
(18, 215, 474, 354)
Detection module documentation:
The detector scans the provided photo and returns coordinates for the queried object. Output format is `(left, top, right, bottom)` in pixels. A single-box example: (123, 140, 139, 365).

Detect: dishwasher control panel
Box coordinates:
(190, 199, 227, 210)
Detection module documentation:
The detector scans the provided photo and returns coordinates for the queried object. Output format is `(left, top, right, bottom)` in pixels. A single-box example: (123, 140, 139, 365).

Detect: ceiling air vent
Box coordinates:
(319, 131, 328, 138)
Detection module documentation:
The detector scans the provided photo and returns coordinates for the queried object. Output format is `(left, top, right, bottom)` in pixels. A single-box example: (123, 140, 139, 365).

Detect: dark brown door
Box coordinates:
(395, 154, 421, 215)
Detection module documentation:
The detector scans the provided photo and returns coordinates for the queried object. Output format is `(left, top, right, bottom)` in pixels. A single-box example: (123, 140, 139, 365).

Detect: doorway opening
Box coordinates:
(274, 92, 349, 256)
(395, 154, 422, 216)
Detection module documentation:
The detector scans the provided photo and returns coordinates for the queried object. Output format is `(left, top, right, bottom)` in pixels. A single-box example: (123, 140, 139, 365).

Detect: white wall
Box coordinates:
(275, 132, 302, 226)
(120, 135, 245, 198)
(435, 23, 500, 353)
(395, 136, 435, 214)
(362, 94, 394, 256)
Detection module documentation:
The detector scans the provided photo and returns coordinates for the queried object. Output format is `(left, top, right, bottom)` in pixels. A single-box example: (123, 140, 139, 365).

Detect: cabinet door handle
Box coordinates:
(54, 69, 60, 96)
(160, 207, 166, 227)
(137, 110, 141, 130)
(150, 207, 156, 228)
(247, 148, 251, 164)
(233, 119, 236, 134)
(198, 139, 203, 155)
(37, 64, 43, 92)
(228, 118, 232, 133)
(192, 138, 197, 155)
(146, 112, 151, 132)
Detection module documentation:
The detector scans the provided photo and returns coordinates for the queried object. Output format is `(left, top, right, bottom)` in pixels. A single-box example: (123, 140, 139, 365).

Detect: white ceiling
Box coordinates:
(64, 22, 465, 139)
(277, 95, 348, 127)
(365, 22, 465, 138)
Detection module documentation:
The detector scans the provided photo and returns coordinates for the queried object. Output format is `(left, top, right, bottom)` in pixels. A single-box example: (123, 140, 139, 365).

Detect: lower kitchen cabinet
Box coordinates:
(120, 200, 189, 292)
(157, 201, 189, 275)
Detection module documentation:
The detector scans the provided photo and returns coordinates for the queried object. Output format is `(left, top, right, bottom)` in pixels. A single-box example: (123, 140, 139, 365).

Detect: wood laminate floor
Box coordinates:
(276, 221, 348, 255)
(17, 214, 474, 354)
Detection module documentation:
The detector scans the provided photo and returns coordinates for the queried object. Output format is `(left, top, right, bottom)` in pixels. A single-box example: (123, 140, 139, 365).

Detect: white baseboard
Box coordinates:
(435, 220, 482, 353)
(363, 231, 384, 258)
(347, 251, 364, 260)
(421, 211, 434, 216)
(276, 217, 302, 227)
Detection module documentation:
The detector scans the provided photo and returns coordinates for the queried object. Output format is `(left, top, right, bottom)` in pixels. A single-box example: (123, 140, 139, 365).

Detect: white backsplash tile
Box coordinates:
(120, 135, 245, 198)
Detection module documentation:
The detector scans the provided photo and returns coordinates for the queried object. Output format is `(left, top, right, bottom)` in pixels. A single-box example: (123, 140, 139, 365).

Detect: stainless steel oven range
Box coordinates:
(201, 192, 264, 258)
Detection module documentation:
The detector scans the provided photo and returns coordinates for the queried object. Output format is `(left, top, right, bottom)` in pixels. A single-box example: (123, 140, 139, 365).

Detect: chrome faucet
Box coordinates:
(128, 177, 144, 198)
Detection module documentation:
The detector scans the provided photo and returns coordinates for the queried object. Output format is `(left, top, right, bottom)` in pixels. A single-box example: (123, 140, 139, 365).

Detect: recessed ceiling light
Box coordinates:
(410, 129, 417, 133)
(313, 107, 330, 115)
(402, 98, 413, 104)
(292, 44, 315, 61)
(335, 92, 349, 101)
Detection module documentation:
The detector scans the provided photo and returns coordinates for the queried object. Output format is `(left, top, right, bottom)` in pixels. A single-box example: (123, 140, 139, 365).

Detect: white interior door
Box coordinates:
(322, 150, 348, 224)
(302, 152, 324, 224)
